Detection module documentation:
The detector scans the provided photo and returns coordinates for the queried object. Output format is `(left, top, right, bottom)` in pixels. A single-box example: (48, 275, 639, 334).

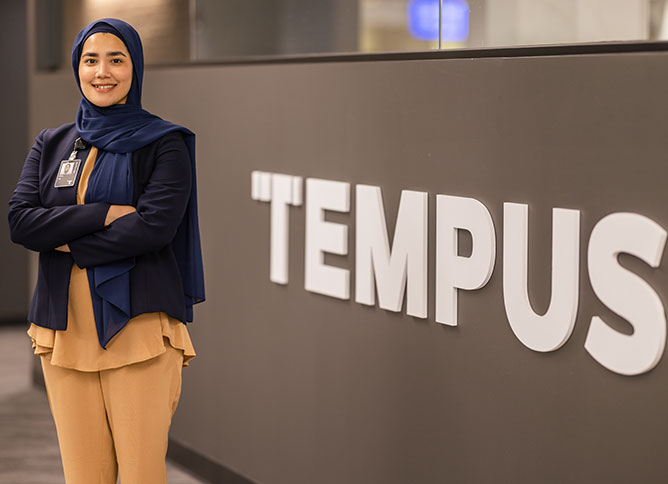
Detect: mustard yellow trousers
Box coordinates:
(40, 343, 184, 484)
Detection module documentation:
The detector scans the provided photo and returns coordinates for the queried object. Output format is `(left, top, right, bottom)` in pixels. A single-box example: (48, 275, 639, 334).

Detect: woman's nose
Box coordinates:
(95, 63, 110, 77)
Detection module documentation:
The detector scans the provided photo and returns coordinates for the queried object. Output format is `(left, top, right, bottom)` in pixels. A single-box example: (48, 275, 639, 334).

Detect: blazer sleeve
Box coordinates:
(68, 133, 192, 268)
(8, 130, 110, 252)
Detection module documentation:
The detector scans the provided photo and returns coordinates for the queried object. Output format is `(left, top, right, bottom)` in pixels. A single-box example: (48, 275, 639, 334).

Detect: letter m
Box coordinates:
(355, 185, 428, 318)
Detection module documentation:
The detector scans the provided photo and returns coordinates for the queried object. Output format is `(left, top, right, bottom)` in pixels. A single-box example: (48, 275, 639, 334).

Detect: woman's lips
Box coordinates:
(92, 84, 117, 92)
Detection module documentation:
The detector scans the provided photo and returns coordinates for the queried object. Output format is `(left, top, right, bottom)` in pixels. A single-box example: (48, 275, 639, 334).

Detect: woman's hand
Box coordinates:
(105, 205, 137, 226)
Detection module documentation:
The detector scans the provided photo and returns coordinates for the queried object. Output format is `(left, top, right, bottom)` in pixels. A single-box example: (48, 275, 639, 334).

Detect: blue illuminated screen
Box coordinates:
(407, 0, 470, 43)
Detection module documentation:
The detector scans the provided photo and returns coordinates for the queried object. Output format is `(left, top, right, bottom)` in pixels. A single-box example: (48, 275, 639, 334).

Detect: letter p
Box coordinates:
(436, 195, 496, 326)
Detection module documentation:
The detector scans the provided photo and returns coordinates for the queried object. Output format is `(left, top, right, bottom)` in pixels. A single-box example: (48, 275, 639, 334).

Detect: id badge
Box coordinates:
(54, 159, 81, 188)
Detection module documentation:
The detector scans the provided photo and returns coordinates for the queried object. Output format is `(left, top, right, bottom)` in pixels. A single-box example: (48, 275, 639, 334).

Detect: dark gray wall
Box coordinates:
(30, 50, 668, 483)
(2, 0, 28, 323)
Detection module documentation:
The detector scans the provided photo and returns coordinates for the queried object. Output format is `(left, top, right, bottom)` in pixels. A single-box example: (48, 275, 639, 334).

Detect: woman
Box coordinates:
(8, 18, 205, 484)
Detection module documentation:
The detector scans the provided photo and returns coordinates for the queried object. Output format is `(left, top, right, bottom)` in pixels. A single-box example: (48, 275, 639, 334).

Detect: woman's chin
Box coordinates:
(84, 92, 128, 107)
(91, 98, 117, 108)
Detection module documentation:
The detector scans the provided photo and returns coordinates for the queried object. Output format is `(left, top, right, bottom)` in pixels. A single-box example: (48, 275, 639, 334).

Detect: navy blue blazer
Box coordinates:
(8, 122, 192, 330)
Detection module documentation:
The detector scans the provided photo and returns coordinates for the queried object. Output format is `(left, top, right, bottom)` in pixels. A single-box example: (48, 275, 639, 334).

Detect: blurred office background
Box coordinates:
(4, 1, 668, 483)
(26, 0, 668, 71)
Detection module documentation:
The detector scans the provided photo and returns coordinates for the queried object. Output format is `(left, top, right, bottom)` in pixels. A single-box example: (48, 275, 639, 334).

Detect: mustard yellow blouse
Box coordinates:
(28, 146, 196, 371)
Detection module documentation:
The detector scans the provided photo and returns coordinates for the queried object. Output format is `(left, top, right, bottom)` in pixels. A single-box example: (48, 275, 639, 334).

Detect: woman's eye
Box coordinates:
(111, 58, 123, 64)
(84, 58, 96, 64)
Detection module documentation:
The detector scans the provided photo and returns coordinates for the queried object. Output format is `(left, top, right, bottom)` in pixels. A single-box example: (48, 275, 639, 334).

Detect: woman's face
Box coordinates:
(78, 32, 133, 107)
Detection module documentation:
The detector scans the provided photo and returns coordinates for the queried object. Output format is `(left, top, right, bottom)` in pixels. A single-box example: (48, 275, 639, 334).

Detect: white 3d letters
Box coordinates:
(435, 195, 496, 326)
(355, 186, 428, 318)
(252, 170, 668, 377)
(503, 203, 580, 352)
(586, 213, 667, 376)
(304, 178, 351, 300)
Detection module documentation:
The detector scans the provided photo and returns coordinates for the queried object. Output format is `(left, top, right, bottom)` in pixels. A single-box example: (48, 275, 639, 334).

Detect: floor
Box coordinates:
(0, 324, 209, 484)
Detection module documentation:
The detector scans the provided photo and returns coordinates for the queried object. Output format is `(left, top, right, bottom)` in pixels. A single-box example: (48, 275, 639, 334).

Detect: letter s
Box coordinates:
(586, 213, 667, 376)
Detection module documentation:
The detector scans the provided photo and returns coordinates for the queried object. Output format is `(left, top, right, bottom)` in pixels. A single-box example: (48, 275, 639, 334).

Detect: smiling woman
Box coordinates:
(8, 18, 205, 484)
(78, 33, 133, 107)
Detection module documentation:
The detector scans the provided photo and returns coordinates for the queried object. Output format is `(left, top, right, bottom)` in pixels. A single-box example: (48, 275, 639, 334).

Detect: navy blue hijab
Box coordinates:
(72, 18, 205, 347)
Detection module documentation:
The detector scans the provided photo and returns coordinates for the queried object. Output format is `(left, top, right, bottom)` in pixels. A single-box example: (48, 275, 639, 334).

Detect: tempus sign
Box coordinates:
(251, 171, 668, 377)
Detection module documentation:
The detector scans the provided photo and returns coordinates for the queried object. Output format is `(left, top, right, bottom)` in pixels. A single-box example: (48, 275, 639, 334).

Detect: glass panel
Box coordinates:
(191, 0, 360, 59)
(36, 0, 668, 70)
(477, 0, 652, 48)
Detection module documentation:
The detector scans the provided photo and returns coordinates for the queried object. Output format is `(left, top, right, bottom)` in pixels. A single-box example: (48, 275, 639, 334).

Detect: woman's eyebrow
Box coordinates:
(81, 51, 128, 57)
